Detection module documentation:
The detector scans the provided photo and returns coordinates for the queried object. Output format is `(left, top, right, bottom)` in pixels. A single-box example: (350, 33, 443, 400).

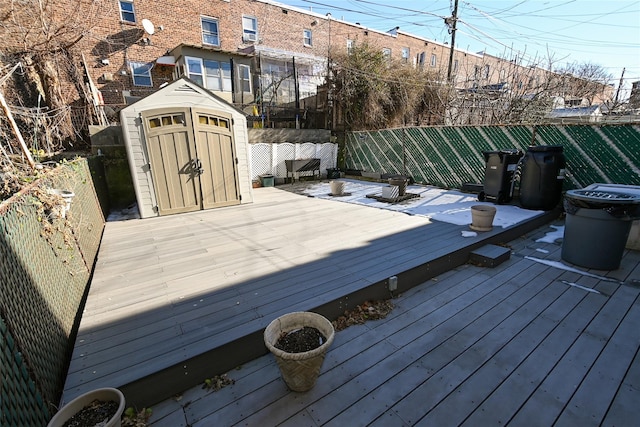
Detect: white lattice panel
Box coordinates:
(317, 143, 338, 173)
(275, 143, 296, 177)
(298, 143, 317, 159)
(249, 142, 338, 181)
(250, 143, 273, 179)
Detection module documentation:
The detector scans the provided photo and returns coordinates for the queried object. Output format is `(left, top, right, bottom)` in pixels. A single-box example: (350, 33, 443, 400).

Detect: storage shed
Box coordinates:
(120, 77, 253, 218)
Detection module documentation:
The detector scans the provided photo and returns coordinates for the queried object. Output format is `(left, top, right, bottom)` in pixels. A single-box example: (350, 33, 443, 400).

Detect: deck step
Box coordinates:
(469, 244, 511, 268)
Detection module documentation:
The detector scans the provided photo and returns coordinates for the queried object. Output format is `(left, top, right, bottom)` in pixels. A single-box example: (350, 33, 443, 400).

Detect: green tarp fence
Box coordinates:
(345, 124, 640, 190)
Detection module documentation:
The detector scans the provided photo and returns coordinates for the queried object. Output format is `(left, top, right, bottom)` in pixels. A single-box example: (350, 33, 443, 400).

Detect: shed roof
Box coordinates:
(121, 76, 248, 117)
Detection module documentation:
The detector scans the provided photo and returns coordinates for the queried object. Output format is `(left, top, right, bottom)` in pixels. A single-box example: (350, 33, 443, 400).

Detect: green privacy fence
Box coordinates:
(345, 124, 640, 190)
(1, 160, 104, 426)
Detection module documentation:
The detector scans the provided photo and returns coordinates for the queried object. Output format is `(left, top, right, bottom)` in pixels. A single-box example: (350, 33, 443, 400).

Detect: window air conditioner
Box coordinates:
(244, 33, 257, 42)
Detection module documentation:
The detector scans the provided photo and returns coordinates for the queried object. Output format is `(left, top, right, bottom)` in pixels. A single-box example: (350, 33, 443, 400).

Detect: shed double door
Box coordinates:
(142, 107, 240, 216)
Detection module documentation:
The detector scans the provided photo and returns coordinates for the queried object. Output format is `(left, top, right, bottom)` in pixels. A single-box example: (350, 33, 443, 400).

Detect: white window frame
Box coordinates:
(347, 39, 355, 55)
(430, 54, 437, 67)
(201, 16, 220, 47)
(483, 64, 490, 79)
(303, 29, 313, 46)
(130, 61, 152, 87)
(238, 64, 252, 93)
(382, 48, 391, 60)
(119, 0, 135, 23)
(454, 59, 459, 72)
(242, 15, 258, 42)
(401, 47, 410, 63)
(185, 56, 232, 92)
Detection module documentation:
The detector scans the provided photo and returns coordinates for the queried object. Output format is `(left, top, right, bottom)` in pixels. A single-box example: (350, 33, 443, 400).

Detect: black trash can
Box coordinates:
(479, 149, 522, 204)
(326, 168, 341, 179)
(519, 145, 565, 210)
(562, 190, 640, 270)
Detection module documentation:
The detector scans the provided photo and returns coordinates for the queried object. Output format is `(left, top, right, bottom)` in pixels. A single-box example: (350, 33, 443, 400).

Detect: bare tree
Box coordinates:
(329, 42, 446, 130)
(552, 62, 614, 106)
(0, 0, 111, 145)
(445, 57, 614, 126)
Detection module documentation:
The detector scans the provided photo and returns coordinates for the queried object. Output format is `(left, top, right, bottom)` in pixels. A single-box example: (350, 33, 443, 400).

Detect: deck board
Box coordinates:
(142, 214, 640, 427)
(68, 187, 513, 403)
(65, 183, 640, 426)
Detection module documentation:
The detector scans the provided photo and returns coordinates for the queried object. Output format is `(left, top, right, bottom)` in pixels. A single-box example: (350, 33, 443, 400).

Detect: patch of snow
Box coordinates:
(107, 203, 140, 221)
(306, 179, 543, 228)
(535, 225, 564, 243)
(524, 256, 621, 283)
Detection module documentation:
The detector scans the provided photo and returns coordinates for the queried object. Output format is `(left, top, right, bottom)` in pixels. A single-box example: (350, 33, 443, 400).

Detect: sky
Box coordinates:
(280, 0, 640, 101)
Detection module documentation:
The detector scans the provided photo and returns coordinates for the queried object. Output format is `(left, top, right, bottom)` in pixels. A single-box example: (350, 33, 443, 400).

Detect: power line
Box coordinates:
(281, 0, 639, 90)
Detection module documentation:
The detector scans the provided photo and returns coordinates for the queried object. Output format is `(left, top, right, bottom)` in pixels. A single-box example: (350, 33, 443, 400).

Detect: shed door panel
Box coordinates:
(142, 109, 200, 215)
(193, 111, 240, 209)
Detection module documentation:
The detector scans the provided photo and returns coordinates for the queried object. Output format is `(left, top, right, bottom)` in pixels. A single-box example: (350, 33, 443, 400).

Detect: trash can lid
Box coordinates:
(565, 189, 640, 204)
(483, 149, 521, 154)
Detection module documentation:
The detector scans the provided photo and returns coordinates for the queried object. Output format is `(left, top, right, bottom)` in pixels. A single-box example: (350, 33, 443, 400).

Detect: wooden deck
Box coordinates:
(63, 185, 558, 409)
(146, 217, 640, 426)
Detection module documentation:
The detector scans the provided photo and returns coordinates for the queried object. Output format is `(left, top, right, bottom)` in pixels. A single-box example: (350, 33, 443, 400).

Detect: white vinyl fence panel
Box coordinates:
(250, 142, 338, 181)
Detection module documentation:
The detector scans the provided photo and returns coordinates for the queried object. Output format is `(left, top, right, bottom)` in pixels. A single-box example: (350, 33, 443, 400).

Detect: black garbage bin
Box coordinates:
(478, 149, 522, 204)
(519, 145, 565, 210)
(326, 168, 341, 179)
(562, 189, 640, 270)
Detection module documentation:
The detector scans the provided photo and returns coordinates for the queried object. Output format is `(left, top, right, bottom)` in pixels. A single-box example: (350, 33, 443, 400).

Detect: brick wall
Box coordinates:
(1, 0, 612, 114)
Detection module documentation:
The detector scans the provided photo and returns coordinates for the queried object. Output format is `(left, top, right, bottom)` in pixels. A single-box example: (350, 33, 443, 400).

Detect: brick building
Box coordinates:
(1, 0, 614, 129)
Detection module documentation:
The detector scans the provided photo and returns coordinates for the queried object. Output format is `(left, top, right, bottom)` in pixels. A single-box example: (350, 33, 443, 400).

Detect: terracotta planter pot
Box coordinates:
(470, 205, 497, 231)
(264, 312, 335, 392)
(47, 388, 125, 427)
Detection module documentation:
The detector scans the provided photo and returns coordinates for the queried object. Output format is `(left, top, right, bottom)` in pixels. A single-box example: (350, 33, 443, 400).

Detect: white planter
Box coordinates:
(381, 185, 399, 200)
(47, 388, 125, 427)
(264, 312, 335, 392)
(330, 180, 345, 196)
(47, 189, 75, 218)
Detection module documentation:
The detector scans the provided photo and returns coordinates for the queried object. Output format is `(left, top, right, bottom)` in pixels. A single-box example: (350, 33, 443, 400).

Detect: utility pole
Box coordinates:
(446, 0, 459, 83)
(613, 67, 625, 106)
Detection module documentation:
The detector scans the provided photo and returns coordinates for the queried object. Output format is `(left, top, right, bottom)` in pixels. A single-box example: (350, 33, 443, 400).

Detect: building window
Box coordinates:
(347, 39, 355, 54)
(418, 52, 426, 69)
(303, 29, 313, 46)
(119, 0, 135, 23)
(430, 54, 437, 67)
(201, 16, 220, 46)
(401, 47, 410, 63)
(474, 66, 481, 80)
(382, 48, 391, 60)
(238, 64, 251, 93)
(483, 64, 490, 79)
(130, 61, 152, 87)
(242, 16, 258, 42)
(185, 57, 231, 91)
(500, 69, 506, 81)
(453, 59, 459, 72)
